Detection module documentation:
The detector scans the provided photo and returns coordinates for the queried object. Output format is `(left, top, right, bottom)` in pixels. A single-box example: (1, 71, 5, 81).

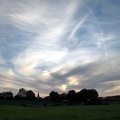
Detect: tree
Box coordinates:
(49, 91, 59, 101)
(78, 89, 88, 102)
(0, 91, 13, 100)
(15, 88, 27, 100)
(44, 96, 50, 101)
(89, 89, 99, 101)
(59, 92, 66, 101)
(78, 89, 99, 102)
(17, 88, 27, 97)
(26, 90, 35, 100)
(66, 90, 76, 102)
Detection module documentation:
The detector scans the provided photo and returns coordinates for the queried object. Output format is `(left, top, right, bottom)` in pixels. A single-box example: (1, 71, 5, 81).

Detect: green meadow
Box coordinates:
(0, 105, 120, 120)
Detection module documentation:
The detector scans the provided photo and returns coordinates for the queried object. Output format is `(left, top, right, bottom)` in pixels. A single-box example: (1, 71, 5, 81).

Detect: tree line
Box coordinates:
(48, 89, 98, 103)
(1, 88, 120, 105)
(0, 88, 99, 103)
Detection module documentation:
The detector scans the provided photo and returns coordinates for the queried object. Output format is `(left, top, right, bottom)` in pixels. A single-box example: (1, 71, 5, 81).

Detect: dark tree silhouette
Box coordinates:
(78, 89, 99, 102)
(66, 90, 76, 102)
(44, 96, 50, 101)
(0, 91, 13, 100)
(49, 91, 59, 101)
(26, 90, 35, 100)
(15, 88, 36, 100)
(15, 88, 27, 100)
(0, 87, 101, 105)
(59, 92, 66, 101)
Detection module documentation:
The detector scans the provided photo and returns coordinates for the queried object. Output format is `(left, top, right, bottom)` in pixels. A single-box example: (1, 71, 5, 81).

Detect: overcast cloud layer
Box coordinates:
(0, 0, 120, 97)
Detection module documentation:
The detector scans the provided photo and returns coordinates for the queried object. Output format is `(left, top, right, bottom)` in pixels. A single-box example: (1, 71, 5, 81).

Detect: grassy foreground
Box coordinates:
(0, 105, 120, 120)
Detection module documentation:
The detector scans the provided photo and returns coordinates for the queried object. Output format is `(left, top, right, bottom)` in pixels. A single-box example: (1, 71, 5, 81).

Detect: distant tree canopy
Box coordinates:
(0, 91, 13, 100)
(77, 89, 98, 102)
(49, 89, 99, 103)
(26, 90, 35, 100)
(17, 88, 27, 97)
(15, 88, 35, 100)
(49, 91, 59, 101)
(0, 88, 99, 103)
(59, 92, 66, 101)
(66, 90, 76, 102)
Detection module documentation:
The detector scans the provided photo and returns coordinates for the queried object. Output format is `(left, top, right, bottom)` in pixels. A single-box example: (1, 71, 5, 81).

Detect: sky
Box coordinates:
(0, 0, 120, 97)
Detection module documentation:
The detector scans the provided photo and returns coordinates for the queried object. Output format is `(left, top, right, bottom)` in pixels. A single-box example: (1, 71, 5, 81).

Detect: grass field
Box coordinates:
(0, 105, 120, 120)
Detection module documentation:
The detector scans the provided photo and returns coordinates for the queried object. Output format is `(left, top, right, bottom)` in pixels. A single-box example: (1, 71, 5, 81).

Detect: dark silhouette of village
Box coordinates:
(0, 88, 120, 106)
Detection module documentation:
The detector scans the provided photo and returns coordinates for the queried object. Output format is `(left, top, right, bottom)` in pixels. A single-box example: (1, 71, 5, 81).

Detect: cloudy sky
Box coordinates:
(0, 0, 120, 97)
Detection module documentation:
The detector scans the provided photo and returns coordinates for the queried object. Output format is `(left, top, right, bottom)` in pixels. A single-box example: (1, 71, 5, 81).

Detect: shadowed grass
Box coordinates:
(0, 105, 120, 120)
